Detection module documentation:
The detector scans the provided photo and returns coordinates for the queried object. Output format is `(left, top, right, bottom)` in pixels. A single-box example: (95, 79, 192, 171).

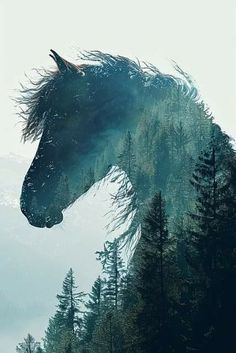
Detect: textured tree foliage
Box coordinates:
(44, 312, 64, 353)
(16, 334, 42, 353)
(134, 192, 177, 353)
(117, 131, 136, 184)
(82, 276, 103, 345)
(44, 269, 84, 353)
(56, 268, 84, 333)
(96, 239, 126, 310)
(186, 139, 236, 353)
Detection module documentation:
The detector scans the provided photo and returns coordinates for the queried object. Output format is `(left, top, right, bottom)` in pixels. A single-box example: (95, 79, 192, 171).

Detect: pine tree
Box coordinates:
(82, 276, 103, 344)
(16, 334, 41, 353)
(189, 146, 224, 272)
(88, 240, 127, 353)
(172, 121, 190, 157)
(135, 192, 176, 353)
(89, 310, 125, 353)
(44, 312, 64, 353)
(118, 131, 136, 184)
(187, 140, 236, 352)
(56, 268, 84, 334)
(153, 128, 171, 193)
(97, 240, 125, 310)
(44, 269, 85, 353)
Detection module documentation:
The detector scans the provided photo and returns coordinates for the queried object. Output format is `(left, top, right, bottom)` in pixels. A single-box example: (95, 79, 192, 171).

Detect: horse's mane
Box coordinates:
(16, 50, 200, 142)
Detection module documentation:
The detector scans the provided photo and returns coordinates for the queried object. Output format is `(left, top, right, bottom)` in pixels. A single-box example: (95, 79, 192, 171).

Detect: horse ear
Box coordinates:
(49, 49, 79, 74)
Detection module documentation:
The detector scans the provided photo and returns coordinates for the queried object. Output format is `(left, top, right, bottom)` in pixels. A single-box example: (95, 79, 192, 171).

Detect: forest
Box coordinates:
(15, 87, 236, 353)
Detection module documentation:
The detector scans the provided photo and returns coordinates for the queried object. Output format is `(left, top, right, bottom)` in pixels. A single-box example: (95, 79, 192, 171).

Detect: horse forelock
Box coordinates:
(17, 50, 201, 142)
(17, 69, 59, 142)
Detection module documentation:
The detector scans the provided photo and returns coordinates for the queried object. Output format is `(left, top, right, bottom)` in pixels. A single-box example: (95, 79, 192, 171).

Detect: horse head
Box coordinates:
(20, 50, 142, 228)
(19, 49, 218, 232)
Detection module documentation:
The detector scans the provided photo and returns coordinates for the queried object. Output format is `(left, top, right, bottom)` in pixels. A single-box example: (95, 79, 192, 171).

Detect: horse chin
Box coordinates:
(28, 218, 45, 228)
(27, 210, 63, 228)
(44, 210, 63, 228)
(45, 212, 63, 228)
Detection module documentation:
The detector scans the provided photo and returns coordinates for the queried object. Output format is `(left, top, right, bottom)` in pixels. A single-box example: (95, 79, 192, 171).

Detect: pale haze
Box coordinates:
(0, 1, 235, 353)
(0, 0, 235, 158)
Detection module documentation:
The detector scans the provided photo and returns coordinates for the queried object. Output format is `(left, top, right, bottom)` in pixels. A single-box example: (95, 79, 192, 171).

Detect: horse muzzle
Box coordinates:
(21, 199, 63, 228)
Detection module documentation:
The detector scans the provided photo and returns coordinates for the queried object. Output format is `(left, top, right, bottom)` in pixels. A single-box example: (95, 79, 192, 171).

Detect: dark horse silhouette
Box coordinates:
(19, 49, 224, 235)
